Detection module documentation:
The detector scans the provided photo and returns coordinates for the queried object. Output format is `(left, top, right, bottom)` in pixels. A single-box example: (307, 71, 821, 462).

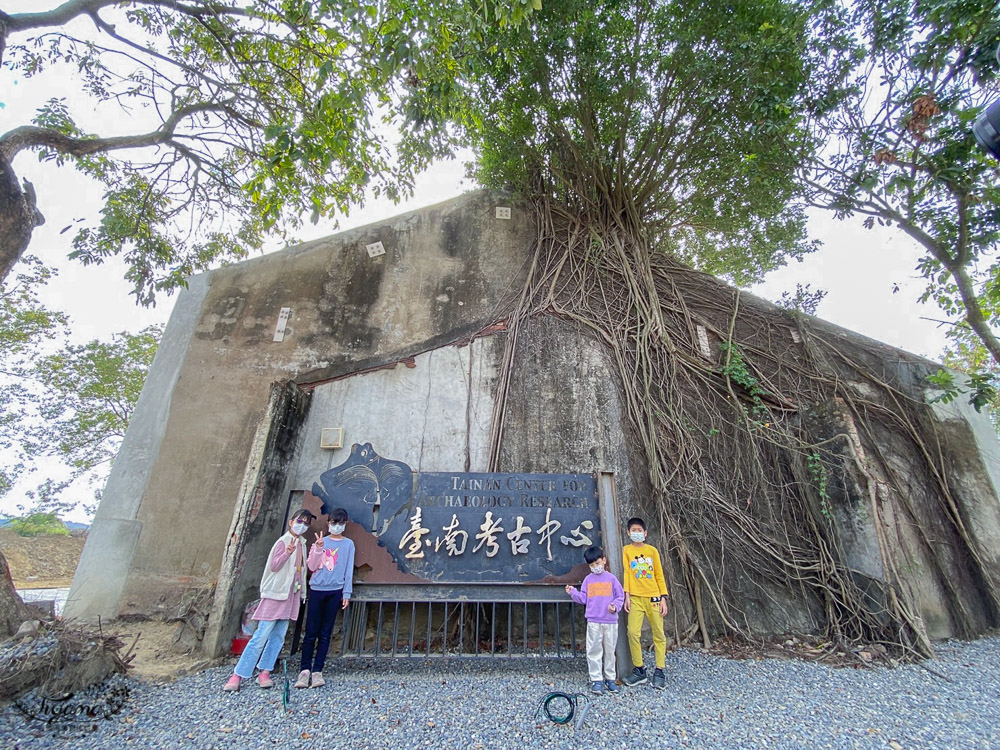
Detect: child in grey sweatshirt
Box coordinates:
(294, 507, 355, 689)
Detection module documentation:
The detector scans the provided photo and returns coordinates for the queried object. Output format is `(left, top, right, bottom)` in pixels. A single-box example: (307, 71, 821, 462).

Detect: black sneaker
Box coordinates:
(652, 668, 666, 690)
(622, 666, 648, 686)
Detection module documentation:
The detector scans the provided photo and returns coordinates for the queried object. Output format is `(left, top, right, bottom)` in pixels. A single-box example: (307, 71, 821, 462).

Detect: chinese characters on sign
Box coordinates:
(401, 506, 573, 561)
(379, 472, 601, 582)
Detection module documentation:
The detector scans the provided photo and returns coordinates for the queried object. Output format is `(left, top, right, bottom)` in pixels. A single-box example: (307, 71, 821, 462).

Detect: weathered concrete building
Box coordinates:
(66, 190, 1000, 656)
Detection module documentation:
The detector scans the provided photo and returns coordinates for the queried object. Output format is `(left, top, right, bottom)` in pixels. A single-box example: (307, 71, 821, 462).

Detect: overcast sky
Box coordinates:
(1, 2, 952, 520)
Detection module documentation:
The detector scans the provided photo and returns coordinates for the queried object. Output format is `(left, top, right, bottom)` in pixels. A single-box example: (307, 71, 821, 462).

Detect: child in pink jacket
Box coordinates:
(223, 508, 314, 692)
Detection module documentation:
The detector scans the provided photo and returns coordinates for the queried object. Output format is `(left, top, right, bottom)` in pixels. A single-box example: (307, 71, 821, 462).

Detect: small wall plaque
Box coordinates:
(696, 325, 711, 358)
(273, 307, 292, 342)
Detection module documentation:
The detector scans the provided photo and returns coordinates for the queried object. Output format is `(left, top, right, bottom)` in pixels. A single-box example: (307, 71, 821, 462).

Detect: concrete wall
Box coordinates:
(290, 336, 501, 485)
(204, 381, 311, 656)
(498, 315, 637, 513)
(68, 187, 1000, 648)
(289, 316, 634, 490)
(68, 191, 534, 621)
(925, 382, 1000, 636)
(66, 273, 211, 621)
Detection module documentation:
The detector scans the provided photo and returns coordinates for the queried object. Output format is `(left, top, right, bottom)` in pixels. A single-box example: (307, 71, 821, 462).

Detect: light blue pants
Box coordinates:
(234, 619, 290, 678)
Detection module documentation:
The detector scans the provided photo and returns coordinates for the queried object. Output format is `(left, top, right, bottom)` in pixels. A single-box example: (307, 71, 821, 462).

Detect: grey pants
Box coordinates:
(586, 622, 618, 682)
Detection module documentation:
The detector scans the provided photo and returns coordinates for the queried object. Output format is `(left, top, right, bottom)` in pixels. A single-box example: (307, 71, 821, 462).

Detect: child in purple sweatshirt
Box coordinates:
(566, 545, 625, 694)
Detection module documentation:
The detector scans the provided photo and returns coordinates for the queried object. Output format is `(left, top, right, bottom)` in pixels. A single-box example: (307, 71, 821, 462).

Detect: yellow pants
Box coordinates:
(627, 596, 666, 669)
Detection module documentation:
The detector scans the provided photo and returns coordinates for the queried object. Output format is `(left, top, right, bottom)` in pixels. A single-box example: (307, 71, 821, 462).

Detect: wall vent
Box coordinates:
(320, 428, 344, 449)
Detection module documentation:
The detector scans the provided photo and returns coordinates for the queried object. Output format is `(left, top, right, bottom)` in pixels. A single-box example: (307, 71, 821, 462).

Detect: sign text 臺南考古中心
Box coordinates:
(309, 445, 601, 583)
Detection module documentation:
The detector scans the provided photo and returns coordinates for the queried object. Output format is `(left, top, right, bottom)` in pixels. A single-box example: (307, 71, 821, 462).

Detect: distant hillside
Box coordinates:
(1, 527, 87, 588)
(0, 517, 89, 531)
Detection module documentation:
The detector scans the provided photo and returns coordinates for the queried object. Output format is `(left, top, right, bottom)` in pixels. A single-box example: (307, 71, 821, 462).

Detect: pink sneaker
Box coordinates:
(257, 670, 273, 689)
(222, 674, 241, 692)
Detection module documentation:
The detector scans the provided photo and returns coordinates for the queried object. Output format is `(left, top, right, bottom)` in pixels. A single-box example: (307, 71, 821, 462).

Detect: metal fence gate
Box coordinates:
(329, 594, 587, 659)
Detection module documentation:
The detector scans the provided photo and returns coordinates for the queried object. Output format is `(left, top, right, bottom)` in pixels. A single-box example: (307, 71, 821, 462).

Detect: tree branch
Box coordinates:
(4, 0, 249, 33)
(950, 263, 1000, 364)
(0, 101, 227, 161)
(3, 0, 110, 34)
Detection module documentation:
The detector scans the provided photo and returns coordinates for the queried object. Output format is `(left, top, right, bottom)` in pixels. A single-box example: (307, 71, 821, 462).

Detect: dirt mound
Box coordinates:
(1, 528, 217, 684)
(0, 527, 86, 589)
(104, 620, 217, 683)
(2, 528, 217, 683)
(0, 621, 132, 702)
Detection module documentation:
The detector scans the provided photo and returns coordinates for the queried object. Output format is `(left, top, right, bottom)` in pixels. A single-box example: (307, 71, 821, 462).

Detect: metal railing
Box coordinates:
(331, 599, 587, 659)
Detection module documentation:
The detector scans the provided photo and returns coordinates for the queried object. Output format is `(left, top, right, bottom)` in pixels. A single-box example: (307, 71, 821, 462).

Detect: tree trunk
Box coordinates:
(0, 548, 29, 637)
(0, 152, 43, 287)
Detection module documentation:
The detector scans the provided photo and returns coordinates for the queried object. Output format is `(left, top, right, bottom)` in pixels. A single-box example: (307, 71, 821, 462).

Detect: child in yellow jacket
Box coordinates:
(621, 516, 669, 690)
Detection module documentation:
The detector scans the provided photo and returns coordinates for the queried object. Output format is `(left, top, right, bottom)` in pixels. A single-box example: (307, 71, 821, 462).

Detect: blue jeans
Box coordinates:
(234, 619, 290, 678)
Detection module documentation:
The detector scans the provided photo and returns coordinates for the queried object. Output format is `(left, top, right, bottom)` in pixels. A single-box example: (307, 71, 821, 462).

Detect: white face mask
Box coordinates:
(629, 531, 645, 543)
(291, 522, 308, 535)
(329, 523, 346, 535)
(590, 563, 605, 575)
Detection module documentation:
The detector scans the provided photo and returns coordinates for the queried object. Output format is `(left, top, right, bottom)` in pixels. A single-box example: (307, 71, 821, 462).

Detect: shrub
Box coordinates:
(8, 512, 70, 538)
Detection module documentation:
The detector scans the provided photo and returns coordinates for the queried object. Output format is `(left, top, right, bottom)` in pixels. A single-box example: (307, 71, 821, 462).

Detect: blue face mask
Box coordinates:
(291, 522, 308, 535)
(329, 523, 346, 535)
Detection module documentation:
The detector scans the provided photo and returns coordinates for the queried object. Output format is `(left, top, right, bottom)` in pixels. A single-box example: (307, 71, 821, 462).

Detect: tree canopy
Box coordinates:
(29, 325, 161, 509)
(0, 0, 535, 303)
(0, 256, 66, 497)
(0, 287, 160, 514)
(462, 0, 852, 285)
(803, 0, 1000, 361)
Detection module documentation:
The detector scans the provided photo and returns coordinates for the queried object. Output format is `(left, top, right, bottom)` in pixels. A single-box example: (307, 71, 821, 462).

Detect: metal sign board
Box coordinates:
(310, 443, 601, 583)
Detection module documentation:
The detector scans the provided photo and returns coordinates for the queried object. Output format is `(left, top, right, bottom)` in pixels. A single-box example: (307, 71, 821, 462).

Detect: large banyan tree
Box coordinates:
(3, 0, 996, 657)
(435, 0, 1000, 656)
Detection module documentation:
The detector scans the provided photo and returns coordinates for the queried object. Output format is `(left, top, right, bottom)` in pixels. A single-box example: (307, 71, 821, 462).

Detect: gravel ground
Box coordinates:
(3, 636, 999, 749)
